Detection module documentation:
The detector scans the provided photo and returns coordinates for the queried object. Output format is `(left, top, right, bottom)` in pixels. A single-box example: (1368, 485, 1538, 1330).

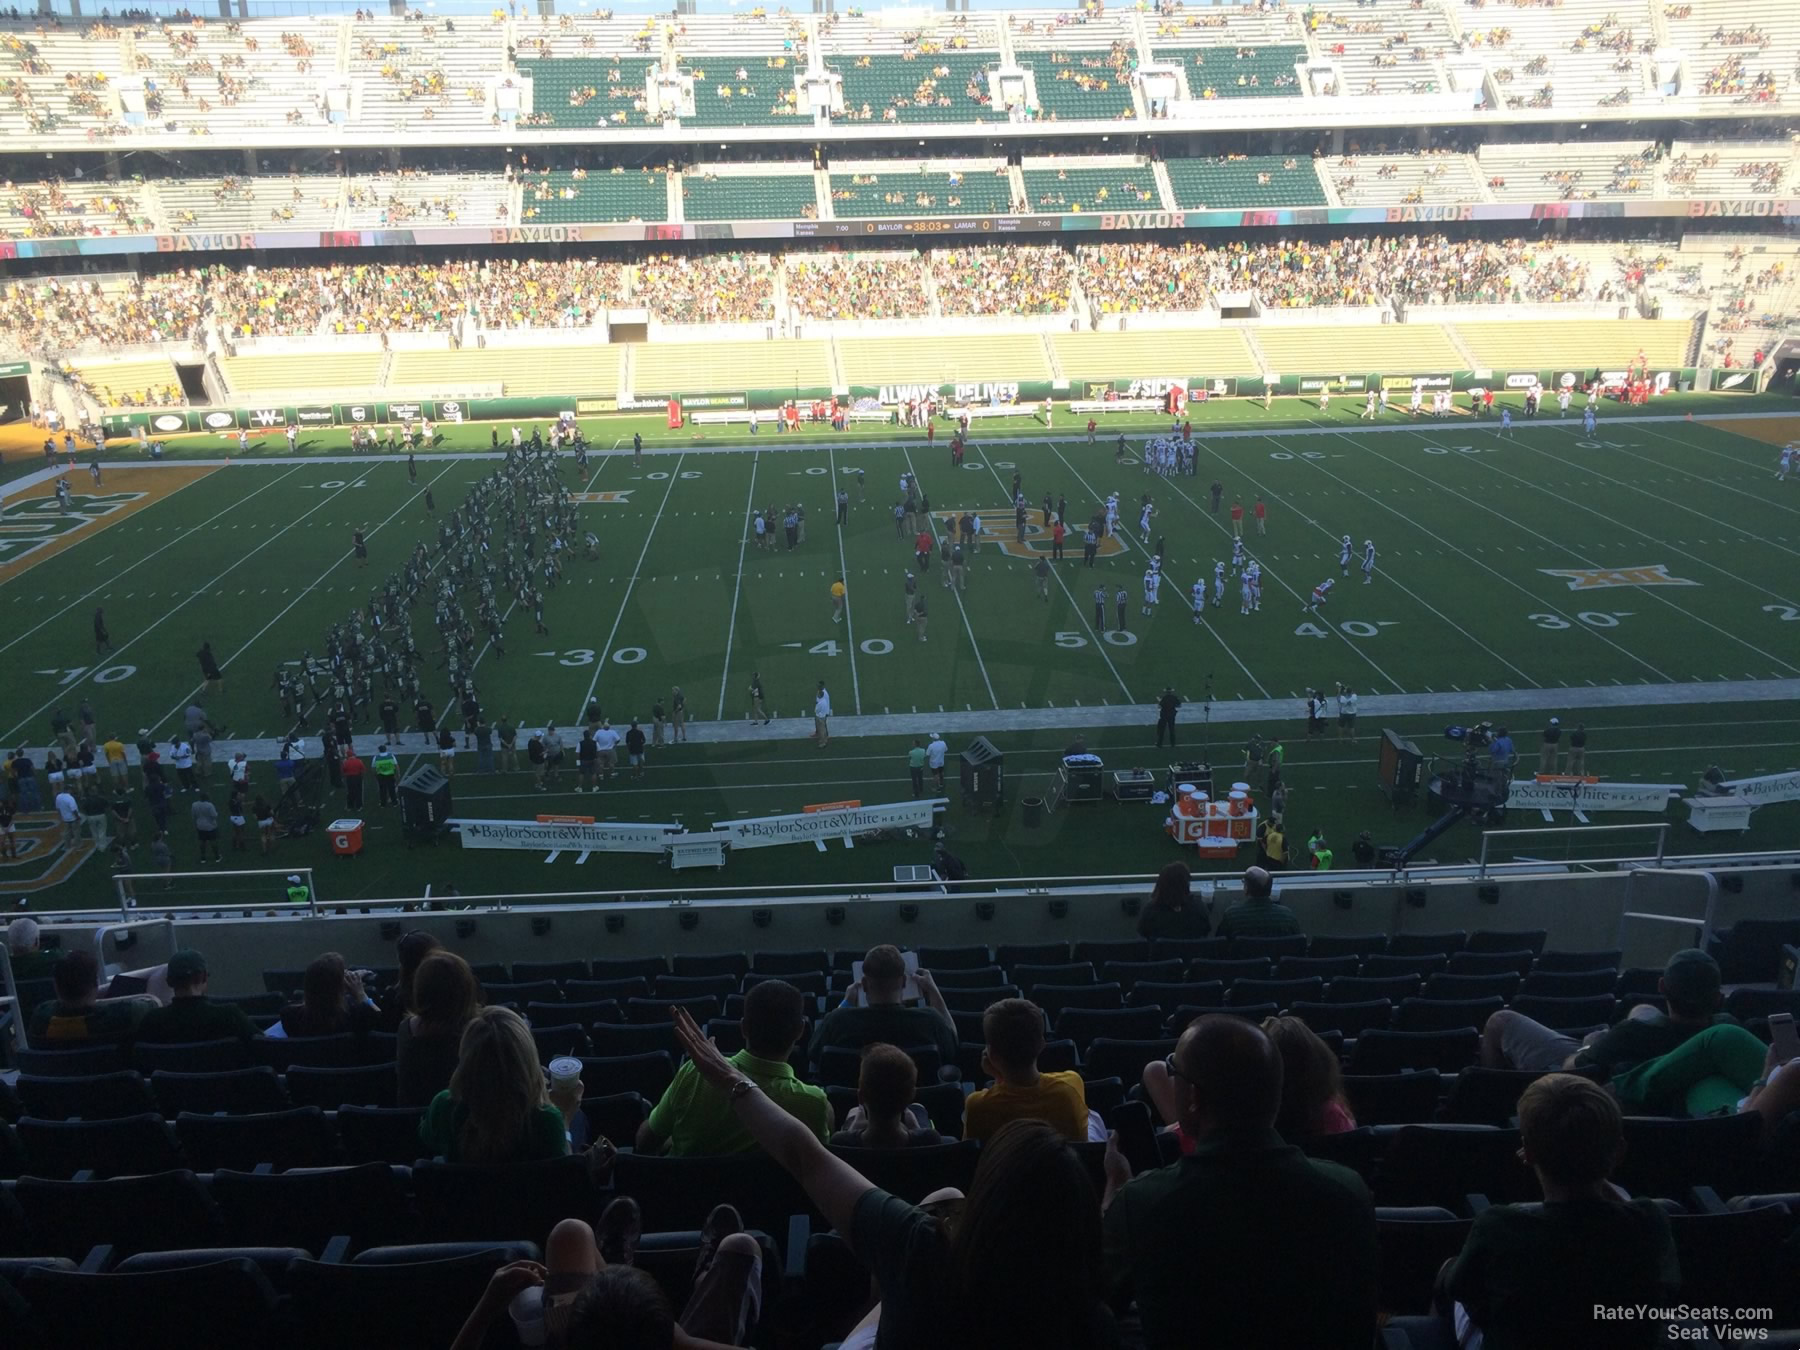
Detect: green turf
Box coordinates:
(5, 395, 1799, 908)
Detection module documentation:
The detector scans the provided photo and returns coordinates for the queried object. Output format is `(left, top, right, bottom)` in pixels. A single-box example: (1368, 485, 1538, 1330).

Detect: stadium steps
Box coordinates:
(814, 168, 834, 221)
(667, 173, 682, 223)
(1042, 333, 1063, 381)
(826, 340, 846, 393)
(334, 18, 352, 75)
(377, 350, 396, 389)
(620, 345, 635, 399)
(1152, 161, 1175, 211)
(1442, 325, 1481, 369)
(1239, 327, 1271, 380)
(389, 345, 620, 398)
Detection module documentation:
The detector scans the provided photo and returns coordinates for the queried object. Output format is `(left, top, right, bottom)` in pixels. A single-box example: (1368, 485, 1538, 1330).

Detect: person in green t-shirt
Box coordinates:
(373, 744, 399, 807)
(419, 1006, 575, 1165)
(638, 979, 830, 1157)
(907, 739, 927, 798)
(136, 948, 257, 1044)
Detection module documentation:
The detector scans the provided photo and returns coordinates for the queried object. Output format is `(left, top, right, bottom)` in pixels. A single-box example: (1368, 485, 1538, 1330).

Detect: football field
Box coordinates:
(4, 408, 1799, 750)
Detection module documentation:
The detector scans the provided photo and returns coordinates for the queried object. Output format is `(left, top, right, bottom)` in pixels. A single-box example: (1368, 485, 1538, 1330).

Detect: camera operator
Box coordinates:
(1488, 725, 1516, 775)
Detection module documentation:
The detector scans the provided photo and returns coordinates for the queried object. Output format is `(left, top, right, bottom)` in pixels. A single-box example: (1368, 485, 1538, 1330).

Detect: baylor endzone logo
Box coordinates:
(933, 509, 1128, 561)
(0, 491, 147, 567)
(0, 814, 96, 895)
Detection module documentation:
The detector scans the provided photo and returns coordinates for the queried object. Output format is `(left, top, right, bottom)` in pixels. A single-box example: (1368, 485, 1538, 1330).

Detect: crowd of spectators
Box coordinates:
(785, 250, 931, 320)
(635, 250, 776, 323)
(1074, 240, 1212, 313)
(930, 242, 1075, 316)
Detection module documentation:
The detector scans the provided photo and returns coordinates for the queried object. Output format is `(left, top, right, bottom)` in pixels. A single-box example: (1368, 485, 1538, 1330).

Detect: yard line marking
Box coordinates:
(0, 464, 306, 661)
(1528, 427, 1800, 564)
(1, 468, 377, 745)
(1219, 431, 1542, 684)
(573, 454, 686, 726)
(1299, 432, 1661, 684)
(1088, 443, 1402, 694)
(715, 449, 761, 721)
(901, 445, 999, 710)
(143, 464, 460, 739)
(827, 447, 863, 716)
(1413, 431, 1800, 673)
(973, 449, 1134, 702)
(1044, 441, 1269, 697)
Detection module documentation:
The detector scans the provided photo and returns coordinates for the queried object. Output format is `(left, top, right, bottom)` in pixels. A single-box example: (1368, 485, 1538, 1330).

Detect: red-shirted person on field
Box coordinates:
(1230, 499, 1246, 538)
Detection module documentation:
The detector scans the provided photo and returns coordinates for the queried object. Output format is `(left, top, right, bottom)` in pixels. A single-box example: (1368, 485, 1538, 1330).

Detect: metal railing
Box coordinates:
(1476, 822, 1670, 878)
(112, 866, 317, 919)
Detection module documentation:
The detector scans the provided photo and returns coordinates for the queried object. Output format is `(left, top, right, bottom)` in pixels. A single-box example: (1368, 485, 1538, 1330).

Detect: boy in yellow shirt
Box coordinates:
(963, 997, 1089, 1143)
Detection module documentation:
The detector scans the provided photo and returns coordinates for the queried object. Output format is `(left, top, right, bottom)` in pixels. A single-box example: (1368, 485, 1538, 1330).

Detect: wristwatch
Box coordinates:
(728, 1078, 758, 1102)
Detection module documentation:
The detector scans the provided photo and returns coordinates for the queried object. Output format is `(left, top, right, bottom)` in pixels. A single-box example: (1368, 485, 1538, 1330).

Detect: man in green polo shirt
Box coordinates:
(636, 978, 829, 1156)
(136, 949, 256, 1044)
(1214, 865, 1302, 939)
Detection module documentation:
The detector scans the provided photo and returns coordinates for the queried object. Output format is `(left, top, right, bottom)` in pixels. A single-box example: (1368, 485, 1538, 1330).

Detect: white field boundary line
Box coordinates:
(1634, 422, 1800, 503)
(572, 452, 686, 726)
(148, 462, 463, 735)
(1527, 424, 1800, 563)
(19, 679, 1800, 764)
(1233, 429, 1598, 687)
(0, 464, 306, 658)
(970, 448, 1137, 704)
(1412, 430, 1800, 673)
(1343, 428, 1696, 683)
(716, 450, 761, 722)
(1051, 439, 1381, 698)
(827, 446, 863, 717)
(900, 443, 1000, 711)
(0, 469, 391, 744)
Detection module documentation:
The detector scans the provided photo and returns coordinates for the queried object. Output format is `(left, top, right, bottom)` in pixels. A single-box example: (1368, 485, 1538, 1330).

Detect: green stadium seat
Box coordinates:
(521, 168, 669, 225)
(517, 59, 662, 130)
(682, 172, 818, 222)
(830, 52, 1003, 125)
(1165, 155, 1325, 209)
(1020, 49, 1136, 120)
(1020, 164, 1160, 214)
(1154, 44, 1305, 98)
(828, 169, 1011, 218)
(681, 56, 808, 127)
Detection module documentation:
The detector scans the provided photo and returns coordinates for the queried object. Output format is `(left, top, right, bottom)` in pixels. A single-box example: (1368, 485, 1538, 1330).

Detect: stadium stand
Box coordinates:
(514, 57, 661, 130)
(1051, 328, 1260, 379)
(386, 345, 621, 399)
(1326, 151, 1489, 206)
(221, 352, 386, 398)
(63, 356, 184, 408)
(836, 333, 1053, 384)
(1472, 0, 1654, 111)
(157, 175, 341, 232)
(1454, 317, 1695, 369)
(1661, 0, 1800, 104)
(786, 252, 932, 321)
(930, 243, 1074, 317)
(1154, 42, 1306, 98)
(1257, 323, 1464, 373)
(0, 23, 130, 139)
(631, 338, 831, 396)
(681, 166, 818, 223)
(1660, 139, 1797, 197)
(1021, 157, 1161, 214)
(634, 253, 777, 324)
(673, 12, 810, 127)
(348, 15, 506, 136)
(1308, 0, 1458, 98)
(1164, 155, 1328, 209)
(1477, 141, 1659, 201)
(132, 17, 338, 137)
(829, 162, 1012, 218)
(518, 166, 669, 225)
(341, 171, 510, 229)
(1073, 242, 1213, 315)
(0, 178, 157, 237)
(823, 14, 1005, 125)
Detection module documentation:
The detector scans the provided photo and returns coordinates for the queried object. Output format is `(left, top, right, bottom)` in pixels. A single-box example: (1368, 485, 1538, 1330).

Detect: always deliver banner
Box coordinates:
(711, 799, 944, 850)
(453, 818, 679, 854)
(1506, 781, 1679, 814)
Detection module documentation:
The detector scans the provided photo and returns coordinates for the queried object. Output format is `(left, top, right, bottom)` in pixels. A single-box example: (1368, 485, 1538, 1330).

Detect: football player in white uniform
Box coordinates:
(1304, 578, 1335, 613)
(1361, 539, 1377, 585)
(1246, 561, 1263, 611)
(1191, 577, 1207, 624)
(1339, 535, 1353, 576)
(1213, 561, 1227, 609)
(1142, 567, 1161, 616)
